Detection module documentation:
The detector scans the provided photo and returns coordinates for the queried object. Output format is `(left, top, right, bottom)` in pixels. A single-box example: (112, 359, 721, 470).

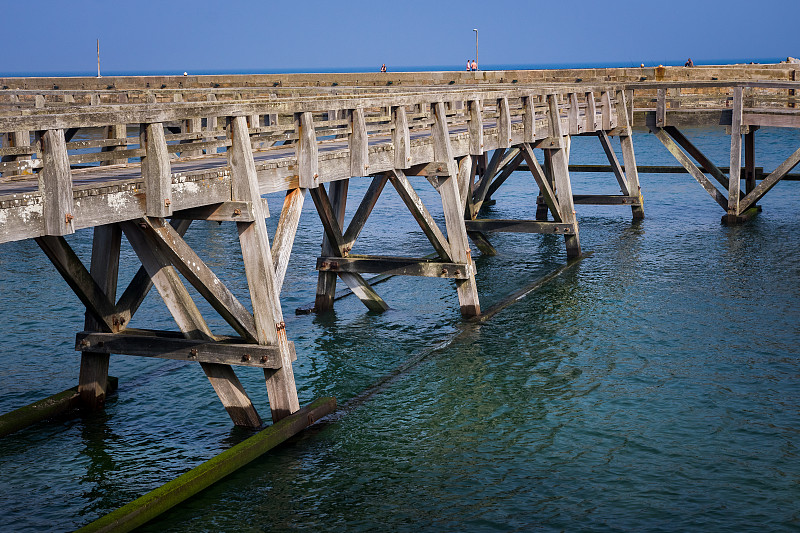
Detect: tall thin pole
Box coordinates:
(473, 29, 478, 70)
(97, 39, 101, 78)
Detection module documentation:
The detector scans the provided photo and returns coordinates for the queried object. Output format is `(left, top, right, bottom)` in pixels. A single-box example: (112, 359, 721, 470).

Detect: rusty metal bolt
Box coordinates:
(65, 213, 74, 224)
(242, 353, 251, 362)
(260, 355, 269, 364)
(455, 270, 462, 277)
(233, 208, 242, 216)
(189, 348, 198, 358)
(441, 269, 448, 276)
(80, 339, 90, 348)
(276, 321, 286, 331)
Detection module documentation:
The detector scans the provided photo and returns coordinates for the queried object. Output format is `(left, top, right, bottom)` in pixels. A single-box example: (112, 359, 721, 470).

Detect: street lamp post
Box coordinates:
(473, 28, 478, 70)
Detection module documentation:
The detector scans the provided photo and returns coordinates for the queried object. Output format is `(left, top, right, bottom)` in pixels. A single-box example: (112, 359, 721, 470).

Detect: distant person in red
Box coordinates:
(471, 59, 477, 71)
(685, 58, 694, 67)
(380, 63, 387, 72)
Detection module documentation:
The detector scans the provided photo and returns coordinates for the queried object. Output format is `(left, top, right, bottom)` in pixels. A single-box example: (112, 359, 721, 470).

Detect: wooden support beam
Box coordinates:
(601, 91, 613, 131)
(79, 224, 121, 409)
(597, 131, 630, 196)
(40, 129, 75, 236)
(738, 144, 800, 212)
(271, 188, 307, 292)
(296, 111, 318, 188)
(141, 123, 172, 218)
(310, 184, 348, 257)
(745, 129, 756, 194)
(616, 89, 644, 220)
(468, 100, 484, 155)
(497, 97, 511, 148)
(728, 87, 743, 216)
(101, 124, 128, 166)
(136, 216, 259, 343)
(654, 128, 728, 210)
(547, 94, 581, 258)
(171, 201, 266, 222)
(121, 219, 263, 428)
(433, 101, 480, 317)
(342, 174, 388, 254)
(522, 95, 536, 143)
(568, 93, 580, 135)
(349, 108, 369, 176)
(520, 143, 562, 222)
(585, 91, 597, 132)
(663, 126, 734, 192)
(656, 88, 666, 127)
(388, 169, 452, 261)
(35, 235, 116, 332)
(464, 219, 575, 234)
(458, 155, 475, 213)
(573, 195, 642, 205)
(471, 148, 506, 218)
(484, 150, 524, 200)
(75, 331, 288, 369)
(317, 255, 471, 279)
(392, 105, 411, 168)
(229, 115, 299, 422)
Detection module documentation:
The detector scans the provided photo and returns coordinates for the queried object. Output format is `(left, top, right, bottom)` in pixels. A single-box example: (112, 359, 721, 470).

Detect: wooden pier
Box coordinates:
(1, 63, 798, 432)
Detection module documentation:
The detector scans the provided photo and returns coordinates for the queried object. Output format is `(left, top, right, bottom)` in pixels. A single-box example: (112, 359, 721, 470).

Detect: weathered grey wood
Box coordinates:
(310, 184, 348, 257)
(656, 88, 666, 127)
(468, 100, 484, 155)
(75, 331, 286, 369)
(497, 97, 511, 148)
(484, 150, 524, 200)
(171, 201, 264, 222)
(392, 105, 411, 168)
(602, 91, 613, 131)
(471, 148, 507, 218)
(206, 93, 218, 154)
(137, 216, 259, 343)
(79, 224, 121, 409)
(597, 130, 630, 196)
(120, 220, 263, 428)
(317, 255, 470, 279)
(663, 126, 733, 192)
(738, 144, 800, 211)
(520, 143, 562, 222)
(728, 87, 743, 215)
(457, 155, 475, 212)
(296, 111, 318, 188)
(654, 128, 728, 209)
(271, 187, 306, 292)
(228, 115, 299, 422)
(745, 129, 756, 194)
(349, 108, 369, 176)
(342, 174, 387, 253)
(35, 235, 116, 332)
(547, 94, 580, 258)
(141, 123, 173, 218)
(101, 124, 128, 166)
(585, 91, 597, 132)
(388, 169, 452, 261)
(433, 101, 480, 317)
(40, 129, 75, 236)
(568, 93, 580, 134)
(616, 90, 644, 219)
(522, 95, 536, 142)
(465, 219, 576, 234)
(573, 194, 642, 205)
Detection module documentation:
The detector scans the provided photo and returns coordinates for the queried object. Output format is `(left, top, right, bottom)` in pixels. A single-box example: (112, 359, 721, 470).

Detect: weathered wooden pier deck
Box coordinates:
(1, 63, 798, 433)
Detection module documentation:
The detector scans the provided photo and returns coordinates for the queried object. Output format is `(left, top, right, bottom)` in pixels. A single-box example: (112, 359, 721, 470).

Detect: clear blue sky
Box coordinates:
(3, 0, 797, 75)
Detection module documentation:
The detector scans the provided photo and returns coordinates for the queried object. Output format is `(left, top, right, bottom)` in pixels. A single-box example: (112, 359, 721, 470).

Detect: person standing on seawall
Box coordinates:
(380, 63, 387, 72)
(467, 59, 472, 71)
(471, 59, 477, 71)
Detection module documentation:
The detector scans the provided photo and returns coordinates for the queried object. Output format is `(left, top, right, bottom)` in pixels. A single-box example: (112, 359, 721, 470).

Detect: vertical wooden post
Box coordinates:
(546, 95, 581, 258)
(585, 91, 597, 132)
(728, 87, 743, 217)
(102, 124, 127, 166)
(601, 91, 613, 131)
(522, 95, 536, 143)
(497, 97, 511, 148)
(392, 105, 411, 168)
(206, 93, 218, 155)
(296, 112, 318, 189)
(78, 224, 121, 409)
(314, 180, 349, 311)
(349, 108, 369, 176)
(229, 116, 299, 422)
(616, 90, 645, 220)
(433, 102, 480, 317)
(141, 123, 173, 218)
(535, 149, 553, 221)
(745, 128, 756, 194)
(40, 129, 75, 236)
(468, 100, 484, 155)
(568, 93, 579, 134)
(656, 88, 666, 128)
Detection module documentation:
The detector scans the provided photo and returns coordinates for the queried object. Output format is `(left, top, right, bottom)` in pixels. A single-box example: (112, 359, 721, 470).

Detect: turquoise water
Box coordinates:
(0, 127, 798, 531)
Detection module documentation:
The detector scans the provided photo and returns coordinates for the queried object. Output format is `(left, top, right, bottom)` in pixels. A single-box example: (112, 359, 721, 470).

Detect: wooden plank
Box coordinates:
(457, 155, 474, 212)
(471, 148, 507, 218)
(728, 87, 743, 215)
(656, 88, 666, 127)
(137, 216, 259, 343)
(597, 130, 630, 195)
(171, 201, 262, 222)
(573, 195, 642, 205)
(464, 219, 575, 234)
(349, 108, 369, 176)
(40, 129, 75, 235)
(228, 115, 299, 422)
(654, 128, 728, 210)
(35, 235, 116, 332)
(317, 255, 470, 279)
(75, 331, 285, 369)
(141, 123, 172, 218)
(585, 91, 597, 132)
(547, 94, 580, 258)
(296, 111, 318, 188)
(388, 169, 452, 261)
(392, 105, 411, 168)
(342, 174, 387, 253)
(497, 97, 511, 148)
(522, 95, 536, 142)
(568, 93, 579, 134)
(616, 89, 644, 219)
(739, 144, 800, 212)
(744, 129, 756, 194)
(601, 91, 613, 131)
(432, 101, 480, 317)
(271, 187, 306, 292)
(101, 124, 128, 166)
(79, 224, 121, 409)
(468, 99, 484, 155)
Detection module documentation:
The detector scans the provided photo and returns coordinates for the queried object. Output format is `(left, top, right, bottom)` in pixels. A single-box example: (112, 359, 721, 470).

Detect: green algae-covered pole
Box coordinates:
(76, 397, 336, 533)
